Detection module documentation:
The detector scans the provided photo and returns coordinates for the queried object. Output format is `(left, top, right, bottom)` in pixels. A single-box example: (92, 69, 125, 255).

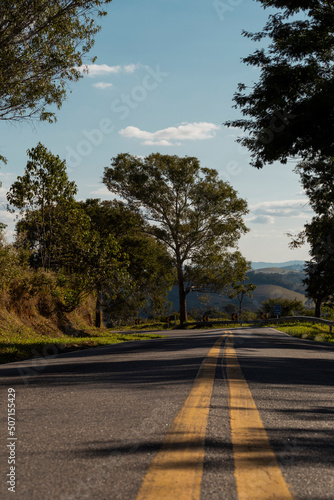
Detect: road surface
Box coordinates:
(0, 327, 333, 499)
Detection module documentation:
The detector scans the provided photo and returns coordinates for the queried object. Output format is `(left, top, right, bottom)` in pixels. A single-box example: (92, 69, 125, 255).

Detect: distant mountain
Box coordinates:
(251, 260, 305, 271)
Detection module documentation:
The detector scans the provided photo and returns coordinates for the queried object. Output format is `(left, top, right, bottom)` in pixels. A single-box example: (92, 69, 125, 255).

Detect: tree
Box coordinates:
(290, 216, 334, 318)
(102, 235, 174, 325)
(0, 0, 111, 125)
(7, 143, 77, 269)
(79, 199, 174, 324)
(304, 260, 334, 318)
(296, 157, 334, 216)
(225, 0, 334, 318)
(50, 202, 128, 326)
(14, 198, 129, 325)
(225, 1, 334, 168)
(300, 217, 334, 317)
(0, 232, 29, 291)
(103, 153, 249, 326)
(187, 248, 250, 296)
(289, 156, 334, 317)
(227, 280, 256, 318)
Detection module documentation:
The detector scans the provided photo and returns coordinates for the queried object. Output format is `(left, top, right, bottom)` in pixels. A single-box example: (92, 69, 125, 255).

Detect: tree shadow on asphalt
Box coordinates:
(0, 333, 221, 383)
(68, 427, 334, 469)
(68, 436, 236, 472)
(0, 330, 333, 389)
(233, 333, 334, 387)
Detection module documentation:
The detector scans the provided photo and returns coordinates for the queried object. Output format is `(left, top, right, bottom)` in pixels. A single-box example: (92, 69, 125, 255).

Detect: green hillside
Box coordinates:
(251, 285, 307, 308)
(247, 268, 305, 294)
(167, 266, 307, 313)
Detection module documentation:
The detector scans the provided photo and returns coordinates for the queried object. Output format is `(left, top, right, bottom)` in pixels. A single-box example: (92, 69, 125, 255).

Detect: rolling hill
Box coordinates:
(250, 285, 307, 309)
(251, 261, 305, 271)
(167, 263, 307, 313)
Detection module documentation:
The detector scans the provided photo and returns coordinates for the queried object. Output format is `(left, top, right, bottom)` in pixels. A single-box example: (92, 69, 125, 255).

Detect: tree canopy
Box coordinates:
(7, 142, 77, 269)
(79, 199, 174, 324)
(290, 153, 334, 316)
(103, 153, 249, 326)
(0, 0, 111, 124)
(225, 1, 334, 168)
(296, 157, 334, 216)
(302, 217, 334, 317)
(227, 279, 256, 318)
(226, 0, 334, 318)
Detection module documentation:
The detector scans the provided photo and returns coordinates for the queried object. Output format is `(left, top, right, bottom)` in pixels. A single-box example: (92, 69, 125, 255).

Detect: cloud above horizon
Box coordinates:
(92, 82, 113, 90)
(75, 63, 142, 78)
(248, 215, 275, 225)
(89, 186, 114, 197)
(249, 199, 313, 222)
(119, 122, 220, 146)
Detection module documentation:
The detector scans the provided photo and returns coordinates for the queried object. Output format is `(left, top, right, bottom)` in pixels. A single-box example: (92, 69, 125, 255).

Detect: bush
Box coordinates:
(240, 309, 258, 322)
(0, 237, 29, 291)
(260, 298, 305, 317)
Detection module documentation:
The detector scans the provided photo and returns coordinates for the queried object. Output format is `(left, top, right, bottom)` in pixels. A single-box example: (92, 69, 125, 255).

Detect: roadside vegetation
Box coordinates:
(0, 146, 252, 365)
(1, 1, 334, 362)
(0, 291, 166, 364)
(0, 331, 165, 365)
(226, 0, 334, 319)
(271, 323, 334, 344)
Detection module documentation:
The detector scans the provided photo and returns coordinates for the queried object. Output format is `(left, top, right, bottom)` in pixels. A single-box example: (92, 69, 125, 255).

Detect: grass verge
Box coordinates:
(269, 322, 334, 344)
(0, 327, 165, 365)
(109, 321, 174, 331)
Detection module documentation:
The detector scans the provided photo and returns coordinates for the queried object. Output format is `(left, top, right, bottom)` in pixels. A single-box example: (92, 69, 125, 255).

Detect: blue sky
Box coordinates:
(0, 0, 312, 262)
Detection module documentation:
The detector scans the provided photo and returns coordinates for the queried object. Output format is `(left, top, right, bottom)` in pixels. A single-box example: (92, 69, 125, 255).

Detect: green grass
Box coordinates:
(0, 328, 165, 365)
(269, 322, 334, 344)
(109, 320, 174, 331)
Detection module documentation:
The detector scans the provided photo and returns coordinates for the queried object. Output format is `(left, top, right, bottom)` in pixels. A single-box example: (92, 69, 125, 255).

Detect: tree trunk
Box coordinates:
(314, 297, 322, 318)
(177, 265, 187, 327)
(95, 285, 103, 328)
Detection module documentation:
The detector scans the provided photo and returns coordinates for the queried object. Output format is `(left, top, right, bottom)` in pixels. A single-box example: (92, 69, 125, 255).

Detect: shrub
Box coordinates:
(260, 298, 305, 317)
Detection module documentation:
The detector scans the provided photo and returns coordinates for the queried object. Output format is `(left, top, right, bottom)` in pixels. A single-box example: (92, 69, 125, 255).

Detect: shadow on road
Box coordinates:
(0, 330, 333, 390)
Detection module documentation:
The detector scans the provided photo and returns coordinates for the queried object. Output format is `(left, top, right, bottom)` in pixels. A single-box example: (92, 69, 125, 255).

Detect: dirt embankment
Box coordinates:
(0, 289, 96, 339)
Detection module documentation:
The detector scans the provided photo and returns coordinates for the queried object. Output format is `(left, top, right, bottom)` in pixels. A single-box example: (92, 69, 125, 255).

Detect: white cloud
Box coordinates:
(75, 63, 142, 78)
(250, 199, 312, 218)
(248, 215, 275, 225)
(119, 122, 220, 146)
(92, 82, 113, 90)
(123, 63, 141, 73)
(90, 186, 114, 196)
(0, 211, 17, 222)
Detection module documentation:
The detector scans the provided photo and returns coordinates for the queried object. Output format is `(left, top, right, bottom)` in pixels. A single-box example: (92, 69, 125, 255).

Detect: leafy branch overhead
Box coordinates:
(226, 0, 334, 318)
(0, 0, 112, 123)
(226, 1, 334, 168)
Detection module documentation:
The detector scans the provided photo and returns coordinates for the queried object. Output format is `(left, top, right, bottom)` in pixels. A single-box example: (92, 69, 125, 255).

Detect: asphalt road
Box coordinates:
(0, 327, 333, 500)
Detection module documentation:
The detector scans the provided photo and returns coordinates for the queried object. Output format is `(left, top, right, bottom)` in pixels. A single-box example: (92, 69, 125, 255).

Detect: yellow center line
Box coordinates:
(224, 333, 295, 500)
(135, 334, 226, 500)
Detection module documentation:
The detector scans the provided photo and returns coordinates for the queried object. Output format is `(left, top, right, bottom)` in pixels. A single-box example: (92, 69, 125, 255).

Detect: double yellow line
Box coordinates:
(135, 332, 294, 500)
(135, 334, 225, 500)
(226, 334, 294, 500)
